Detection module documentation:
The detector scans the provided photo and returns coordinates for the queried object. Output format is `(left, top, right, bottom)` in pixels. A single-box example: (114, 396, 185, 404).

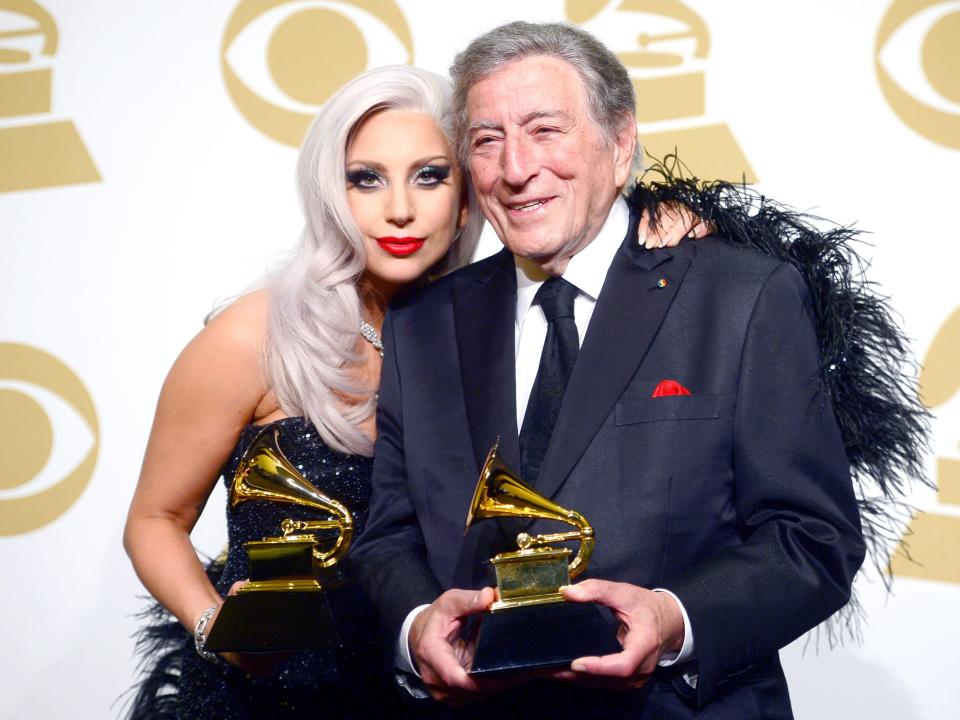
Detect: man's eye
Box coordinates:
(414, 165, 451, 186)
(346, 169, 382, 188)
(473, 135, 498, 148)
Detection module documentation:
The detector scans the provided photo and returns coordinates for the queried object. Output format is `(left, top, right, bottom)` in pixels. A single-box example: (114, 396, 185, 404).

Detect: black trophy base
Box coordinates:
(469, 601, 621, 675)
(204, 590, 341, 653)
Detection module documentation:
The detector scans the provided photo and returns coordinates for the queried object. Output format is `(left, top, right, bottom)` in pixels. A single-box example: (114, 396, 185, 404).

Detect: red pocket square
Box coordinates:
(651, 379, 692, 398)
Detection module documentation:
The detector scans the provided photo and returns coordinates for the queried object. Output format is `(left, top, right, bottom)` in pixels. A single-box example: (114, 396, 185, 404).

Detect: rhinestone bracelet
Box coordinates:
(193, 605, 220, 663)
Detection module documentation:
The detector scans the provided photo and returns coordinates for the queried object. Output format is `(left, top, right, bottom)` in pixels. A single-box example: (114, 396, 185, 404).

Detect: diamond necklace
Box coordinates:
(360, 320, 383, 358)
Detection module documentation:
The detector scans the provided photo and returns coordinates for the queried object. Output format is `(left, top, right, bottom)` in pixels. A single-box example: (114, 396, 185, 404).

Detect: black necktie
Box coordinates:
(519, 277, 580, 487)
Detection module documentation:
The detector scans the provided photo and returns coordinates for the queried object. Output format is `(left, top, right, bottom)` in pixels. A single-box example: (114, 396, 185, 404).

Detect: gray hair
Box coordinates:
(267, 65, 484, 455)
(450, 21, 640, 176)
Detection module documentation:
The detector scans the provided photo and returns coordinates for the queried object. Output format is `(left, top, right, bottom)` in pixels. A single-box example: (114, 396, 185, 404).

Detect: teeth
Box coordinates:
(511, 200, 545, 212)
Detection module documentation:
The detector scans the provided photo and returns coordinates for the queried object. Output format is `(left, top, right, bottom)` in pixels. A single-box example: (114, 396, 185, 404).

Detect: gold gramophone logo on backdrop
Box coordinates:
(0, 343, 99, 535)
(890, 307, 960, 585)
(222, 0, 412, 147)
(876, 0, 960, 149)
(567, 0, 756, 182)
(0, 0, 100, 193)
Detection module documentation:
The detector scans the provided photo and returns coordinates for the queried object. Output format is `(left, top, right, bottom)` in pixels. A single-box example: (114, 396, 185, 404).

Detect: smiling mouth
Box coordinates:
(376, 236, 425, 256)
(507, 197, 553, 213)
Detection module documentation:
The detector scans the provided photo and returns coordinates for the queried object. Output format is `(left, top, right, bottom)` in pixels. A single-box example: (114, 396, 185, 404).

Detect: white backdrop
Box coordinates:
(1, 1, 958, 717)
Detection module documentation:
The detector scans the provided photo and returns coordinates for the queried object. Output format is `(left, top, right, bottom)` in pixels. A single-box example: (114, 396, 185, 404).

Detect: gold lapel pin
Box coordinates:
(656, 278, 668, 288)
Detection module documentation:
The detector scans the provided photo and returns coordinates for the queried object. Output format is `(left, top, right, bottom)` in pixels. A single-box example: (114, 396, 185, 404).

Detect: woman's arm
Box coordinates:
(123, 291, 270, 635)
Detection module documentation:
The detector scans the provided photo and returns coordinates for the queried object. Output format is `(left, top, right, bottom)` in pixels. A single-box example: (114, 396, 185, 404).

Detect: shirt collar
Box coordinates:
(515, 196, 630, 325)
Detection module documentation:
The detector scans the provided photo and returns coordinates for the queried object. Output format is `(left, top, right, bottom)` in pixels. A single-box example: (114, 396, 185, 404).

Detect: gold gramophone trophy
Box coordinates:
(464, 441, 620, 674)
(204, 425, 353, 652)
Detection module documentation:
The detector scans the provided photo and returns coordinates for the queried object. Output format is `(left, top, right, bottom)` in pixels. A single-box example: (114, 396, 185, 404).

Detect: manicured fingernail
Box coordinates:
(571, 661, 585, 672)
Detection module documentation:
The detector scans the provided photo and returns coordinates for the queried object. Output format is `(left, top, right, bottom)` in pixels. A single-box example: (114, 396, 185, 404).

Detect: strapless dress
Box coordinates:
(128, 417, 411, 719)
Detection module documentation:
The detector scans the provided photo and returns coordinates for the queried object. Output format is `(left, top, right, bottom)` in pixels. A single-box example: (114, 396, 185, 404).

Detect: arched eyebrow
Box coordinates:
(467, 110, 572, 134)
(346, 154, 451, 172)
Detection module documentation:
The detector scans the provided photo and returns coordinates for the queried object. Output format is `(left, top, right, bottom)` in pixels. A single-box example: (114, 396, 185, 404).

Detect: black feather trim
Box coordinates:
(630, 155, 932, 644)
(119, 557, 226, 719)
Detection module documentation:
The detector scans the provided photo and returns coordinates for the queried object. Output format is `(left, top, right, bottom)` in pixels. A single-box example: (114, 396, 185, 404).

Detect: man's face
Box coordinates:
(465, 55, 635, 274)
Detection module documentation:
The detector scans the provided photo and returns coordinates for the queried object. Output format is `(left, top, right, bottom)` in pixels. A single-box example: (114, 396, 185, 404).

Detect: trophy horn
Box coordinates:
(231, 425, 354, 568)
(465, 439, 594, 579)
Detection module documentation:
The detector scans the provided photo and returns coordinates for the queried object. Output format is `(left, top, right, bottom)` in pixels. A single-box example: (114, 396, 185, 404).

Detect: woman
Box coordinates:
(124, 65, 703, 718)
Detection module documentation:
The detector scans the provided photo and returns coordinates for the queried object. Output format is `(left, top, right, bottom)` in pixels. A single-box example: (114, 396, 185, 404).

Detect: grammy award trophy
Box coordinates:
(203, 425, 353, 652)
(464, 441, 621, 674)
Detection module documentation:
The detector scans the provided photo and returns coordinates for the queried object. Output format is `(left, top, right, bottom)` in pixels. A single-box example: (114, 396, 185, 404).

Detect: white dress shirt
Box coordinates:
(397, 197, 694, 683)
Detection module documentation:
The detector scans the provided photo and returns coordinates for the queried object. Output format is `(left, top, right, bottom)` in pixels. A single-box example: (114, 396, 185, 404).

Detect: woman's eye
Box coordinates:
(346, 169, 383, 189)
(413, 165, 451, 186)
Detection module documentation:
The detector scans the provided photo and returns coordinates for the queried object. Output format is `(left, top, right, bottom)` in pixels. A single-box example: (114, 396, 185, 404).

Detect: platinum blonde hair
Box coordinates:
(267, 65, 483, 456)
(450, 21, 641, 180)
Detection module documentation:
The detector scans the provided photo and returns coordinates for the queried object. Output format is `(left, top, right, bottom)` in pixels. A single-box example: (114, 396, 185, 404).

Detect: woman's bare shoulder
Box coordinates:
(158, 289, 274, 419)
(203, 288, 271, 349)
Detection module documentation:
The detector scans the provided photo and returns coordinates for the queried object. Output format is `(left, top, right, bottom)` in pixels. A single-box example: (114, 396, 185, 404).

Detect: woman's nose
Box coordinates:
(386, 184, 415, 225)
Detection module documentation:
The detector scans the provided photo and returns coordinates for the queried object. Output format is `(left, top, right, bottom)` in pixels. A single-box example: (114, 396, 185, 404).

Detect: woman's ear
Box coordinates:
(612, 114, 638, 189)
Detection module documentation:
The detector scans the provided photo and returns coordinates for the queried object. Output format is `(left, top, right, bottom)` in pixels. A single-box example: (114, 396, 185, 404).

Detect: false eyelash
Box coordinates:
(346, 168, 381, 187)
(415, 165, 451, 183)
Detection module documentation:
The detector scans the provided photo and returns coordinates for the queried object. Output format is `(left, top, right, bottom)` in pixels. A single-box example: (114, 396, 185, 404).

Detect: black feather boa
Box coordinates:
(121, 557, 225, 719)
(631, 157, 932, 642)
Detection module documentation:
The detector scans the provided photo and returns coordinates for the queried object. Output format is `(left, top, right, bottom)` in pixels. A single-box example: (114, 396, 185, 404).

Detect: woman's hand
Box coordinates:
(209, 580, 293, 675)
(639, 202, 713, 249)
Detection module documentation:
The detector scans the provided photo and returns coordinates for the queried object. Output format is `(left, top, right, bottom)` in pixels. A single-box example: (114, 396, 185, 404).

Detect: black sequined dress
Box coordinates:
(129, 417, 411, 719)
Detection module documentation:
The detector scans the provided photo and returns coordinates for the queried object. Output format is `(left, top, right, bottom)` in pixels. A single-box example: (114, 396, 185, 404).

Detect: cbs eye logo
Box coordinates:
(876, 0, 960, 149)
(0, 343, 99, 535)
(222, 0, 413, 147)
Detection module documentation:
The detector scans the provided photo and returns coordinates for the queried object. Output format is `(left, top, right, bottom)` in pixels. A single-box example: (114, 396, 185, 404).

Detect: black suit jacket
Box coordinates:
(353, 213, 866, 718)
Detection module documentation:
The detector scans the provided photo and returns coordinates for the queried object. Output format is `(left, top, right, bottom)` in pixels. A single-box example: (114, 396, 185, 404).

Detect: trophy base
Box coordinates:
(468, 601, 620, 675)
(203, 589, 342, 653)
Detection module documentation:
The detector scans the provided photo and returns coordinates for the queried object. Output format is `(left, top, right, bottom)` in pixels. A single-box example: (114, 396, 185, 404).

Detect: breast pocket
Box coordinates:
(614, 394, 722, 425)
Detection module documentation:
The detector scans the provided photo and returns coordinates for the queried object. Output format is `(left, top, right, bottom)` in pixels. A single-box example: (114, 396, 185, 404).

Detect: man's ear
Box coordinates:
(612, 113, 638, 189)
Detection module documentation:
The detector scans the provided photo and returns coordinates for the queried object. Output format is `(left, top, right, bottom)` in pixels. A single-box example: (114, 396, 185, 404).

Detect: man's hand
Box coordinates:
(554, 579, 685, 690)
(639, 203, 713, 249)
(408, 587, 496, 705)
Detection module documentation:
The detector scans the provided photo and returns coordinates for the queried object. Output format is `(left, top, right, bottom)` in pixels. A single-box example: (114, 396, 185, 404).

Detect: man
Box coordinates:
(353, 21, 865, 718)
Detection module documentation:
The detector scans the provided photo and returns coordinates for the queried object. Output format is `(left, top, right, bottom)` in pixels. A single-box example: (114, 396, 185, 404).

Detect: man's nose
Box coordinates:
(501, 134, 538, 188)
(387, 183, 415, 225)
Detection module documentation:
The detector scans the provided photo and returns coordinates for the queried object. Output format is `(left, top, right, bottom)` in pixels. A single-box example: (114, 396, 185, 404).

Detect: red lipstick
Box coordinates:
(376, 236, 425, 257)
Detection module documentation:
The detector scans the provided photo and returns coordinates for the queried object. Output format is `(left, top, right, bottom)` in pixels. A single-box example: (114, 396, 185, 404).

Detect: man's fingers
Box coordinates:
(420, 637, 477, 701)
(561, 578, 627, 606)
(413, 587, 499, 704)
(571, 650, 638, 678)
(439, 586, 495, 616)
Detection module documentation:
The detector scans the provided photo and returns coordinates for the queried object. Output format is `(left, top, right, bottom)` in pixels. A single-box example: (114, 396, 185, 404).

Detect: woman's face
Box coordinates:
(346, 109, 467, 293)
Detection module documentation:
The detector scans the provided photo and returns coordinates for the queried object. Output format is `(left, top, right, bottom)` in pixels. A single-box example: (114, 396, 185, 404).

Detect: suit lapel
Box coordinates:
(454, 248, 521, 476)
(533, 216, 695, 503)
(453, 249, 522, 585)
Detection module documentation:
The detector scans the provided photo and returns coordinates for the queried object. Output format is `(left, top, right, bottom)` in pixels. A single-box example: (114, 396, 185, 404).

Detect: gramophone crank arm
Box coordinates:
(516, 528, 595, 579)
(281, 518, 355, 567)
(516, 530, 581, 549)
(281, 518, 342, 536)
